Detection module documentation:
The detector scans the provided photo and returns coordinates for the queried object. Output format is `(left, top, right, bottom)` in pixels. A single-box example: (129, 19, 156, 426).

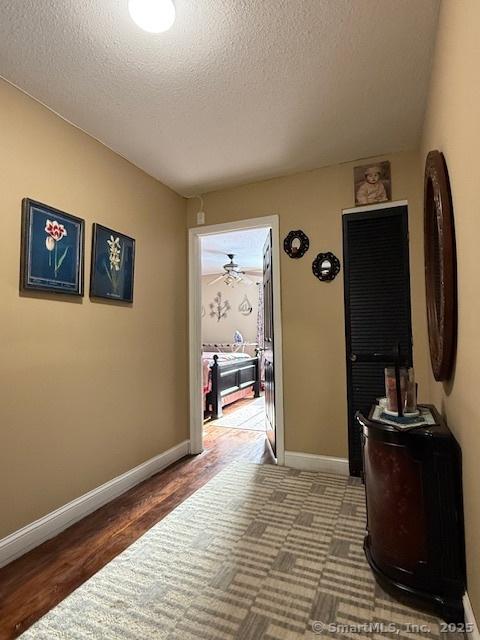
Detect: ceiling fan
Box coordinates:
(208, 254, 254, 287)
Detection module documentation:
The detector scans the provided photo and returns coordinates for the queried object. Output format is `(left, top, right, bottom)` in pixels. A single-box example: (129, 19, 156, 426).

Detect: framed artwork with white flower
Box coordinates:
(20, 198, 85, 295)
(90, 224, 135, 302)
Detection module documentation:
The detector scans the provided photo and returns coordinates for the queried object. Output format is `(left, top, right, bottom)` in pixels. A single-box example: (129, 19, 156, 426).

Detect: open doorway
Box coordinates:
(189, 216, 284, 464)
(201, 228, 267, 436)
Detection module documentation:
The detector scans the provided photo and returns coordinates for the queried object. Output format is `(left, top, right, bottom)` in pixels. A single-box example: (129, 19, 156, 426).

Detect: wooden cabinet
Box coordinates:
(357, 405, 466, 622)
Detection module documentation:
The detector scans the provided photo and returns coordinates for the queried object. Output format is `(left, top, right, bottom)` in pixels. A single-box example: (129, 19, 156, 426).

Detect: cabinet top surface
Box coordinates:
(358, 404, 452, 439)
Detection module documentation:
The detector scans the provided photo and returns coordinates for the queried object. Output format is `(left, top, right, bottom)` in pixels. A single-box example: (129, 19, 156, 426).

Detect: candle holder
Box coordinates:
(384, 366, 417, 416)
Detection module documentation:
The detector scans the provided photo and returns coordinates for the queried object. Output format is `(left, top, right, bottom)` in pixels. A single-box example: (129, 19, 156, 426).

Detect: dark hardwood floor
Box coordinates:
(0, 423, 273, 639)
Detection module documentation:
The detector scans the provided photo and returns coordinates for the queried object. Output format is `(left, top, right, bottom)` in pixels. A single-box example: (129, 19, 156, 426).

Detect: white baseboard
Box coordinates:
(284, 450, 349, 476)
(0, 439, 190, 568)
(464, 592, 480, 640)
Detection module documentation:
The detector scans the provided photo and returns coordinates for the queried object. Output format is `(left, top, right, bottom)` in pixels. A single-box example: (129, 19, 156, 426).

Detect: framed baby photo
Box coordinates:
(354, 160, 391, 206)
(20, 198, 84, 295)
(90, 223, 135, 302)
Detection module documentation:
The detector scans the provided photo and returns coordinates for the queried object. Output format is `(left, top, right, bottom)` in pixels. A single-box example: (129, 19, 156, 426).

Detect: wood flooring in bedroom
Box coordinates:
(0, 425, 273, 640)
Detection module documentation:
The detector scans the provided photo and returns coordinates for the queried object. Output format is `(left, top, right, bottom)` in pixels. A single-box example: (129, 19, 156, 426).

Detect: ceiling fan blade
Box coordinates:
(202, 248, 229, 256)
(241, 275, 254, 286)
(208, 274, 224, 285)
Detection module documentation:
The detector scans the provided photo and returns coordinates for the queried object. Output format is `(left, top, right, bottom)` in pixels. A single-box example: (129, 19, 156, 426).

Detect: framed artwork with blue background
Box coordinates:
(20, 198, 84, 295)
(90, 224, 135, 302)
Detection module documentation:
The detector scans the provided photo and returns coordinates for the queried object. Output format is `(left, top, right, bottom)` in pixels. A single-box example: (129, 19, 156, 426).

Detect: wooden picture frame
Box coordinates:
(354, 161, 391, 206)
(424, 150, 457, 381)
(20, 198, 84, 296)
(90, 223, 135, 303)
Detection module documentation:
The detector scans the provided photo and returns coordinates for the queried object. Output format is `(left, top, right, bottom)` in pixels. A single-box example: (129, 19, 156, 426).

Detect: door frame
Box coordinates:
(188, 215, 285, 464)
(342, 199, 408, 216)
(342, 199, 411, 475)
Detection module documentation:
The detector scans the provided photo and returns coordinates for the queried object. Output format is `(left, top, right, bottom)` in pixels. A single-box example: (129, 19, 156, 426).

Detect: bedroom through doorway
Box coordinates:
(201, 228, 269, 438)
(189, 214, 284, 463)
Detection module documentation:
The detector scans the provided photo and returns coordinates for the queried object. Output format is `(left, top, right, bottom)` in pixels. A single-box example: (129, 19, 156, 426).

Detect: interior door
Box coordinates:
(343, 205, 413, 476)
(263, 229, 276, 455)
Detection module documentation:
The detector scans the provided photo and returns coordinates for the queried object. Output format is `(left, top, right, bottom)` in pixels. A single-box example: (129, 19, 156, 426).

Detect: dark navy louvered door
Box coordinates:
(343, 205, 413, 476)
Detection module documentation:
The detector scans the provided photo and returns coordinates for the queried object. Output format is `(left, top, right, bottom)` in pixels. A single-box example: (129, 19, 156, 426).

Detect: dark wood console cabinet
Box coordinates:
(357, 405, 466, 622)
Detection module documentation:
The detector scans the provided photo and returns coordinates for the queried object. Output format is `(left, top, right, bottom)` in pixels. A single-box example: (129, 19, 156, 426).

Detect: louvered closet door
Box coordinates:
(343, 205, 413, 476)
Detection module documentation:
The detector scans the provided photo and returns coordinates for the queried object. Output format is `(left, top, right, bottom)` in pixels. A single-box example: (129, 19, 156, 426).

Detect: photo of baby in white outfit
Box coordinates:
(354, 161, 391, 206)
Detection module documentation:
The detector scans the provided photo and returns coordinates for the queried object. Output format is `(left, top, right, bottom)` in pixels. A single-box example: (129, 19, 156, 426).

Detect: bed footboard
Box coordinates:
(208, 354, 260, 419)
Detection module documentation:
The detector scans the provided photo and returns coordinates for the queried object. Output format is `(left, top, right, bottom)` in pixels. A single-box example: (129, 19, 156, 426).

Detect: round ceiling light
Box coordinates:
(128, 0, 175, 33)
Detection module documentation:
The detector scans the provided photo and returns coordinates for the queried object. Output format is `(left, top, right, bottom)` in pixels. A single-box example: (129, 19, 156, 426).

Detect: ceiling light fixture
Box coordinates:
(128, 0, 175, 33)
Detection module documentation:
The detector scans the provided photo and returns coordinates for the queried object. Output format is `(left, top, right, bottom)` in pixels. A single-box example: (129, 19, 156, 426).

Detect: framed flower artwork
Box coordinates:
(90, 224, 135, 302)
(20, 198, 85, 295)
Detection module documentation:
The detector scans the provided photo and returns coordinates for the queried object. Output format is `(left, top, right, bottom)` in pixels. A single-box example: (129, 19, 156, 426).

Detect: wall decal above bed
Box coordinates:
(283, 229, 309, 258)
(312, 252, 341, 282)
(238, 294, 253, 316)
(209, 291, 231, 322)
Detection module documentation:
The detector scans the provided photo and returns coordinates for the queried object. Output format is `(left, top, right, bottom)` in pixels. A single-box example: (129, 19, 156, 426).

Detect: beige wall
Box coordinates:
(188, 150, 429, 458)
(0, 79, 188, 538)
(420, 0, 480, 620)
(202, 275, 261, 347)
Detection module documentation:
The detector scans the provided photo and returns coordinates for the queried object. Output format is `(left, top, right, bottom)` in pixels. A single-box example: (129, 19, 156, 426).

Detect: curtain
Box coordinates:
(256, 281, 264, 348)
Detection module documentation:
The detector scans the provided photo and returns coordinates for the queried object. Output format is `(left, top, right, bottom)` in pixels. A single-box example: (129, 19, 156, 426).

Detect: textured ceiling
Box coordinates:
(0, 0, 439, 195)
(201, 228, 269, 275)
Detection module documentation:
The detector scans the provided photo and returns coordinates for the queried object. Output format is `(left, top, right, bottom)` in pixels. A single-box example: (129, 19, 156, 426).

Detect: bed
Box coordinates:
(202, 351, 260, 419)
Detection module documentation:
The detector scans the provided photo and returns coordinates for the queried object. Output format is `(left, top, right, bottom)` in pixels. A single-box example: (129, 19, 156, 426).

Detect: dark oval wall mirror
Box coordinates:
(424, 149, 457, 381)
(312, 252, 340, 282)
(284, 230, 309, 258)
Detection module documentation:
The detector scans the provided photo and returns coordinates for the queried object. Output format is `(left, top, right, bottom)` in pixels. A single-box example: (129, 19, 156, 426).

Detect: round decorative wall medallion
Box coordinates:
(312, 252, 340, 282)
(283, 230, 309, 258)
(424, 149, 457, 381)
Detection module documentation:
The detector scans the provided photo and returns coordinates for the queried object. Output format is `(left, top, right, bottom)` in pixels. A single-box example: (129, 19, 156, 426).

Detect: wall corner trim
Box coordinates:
(0, 439, 190, 569)
(284, 451, 349, 476)
(464, 593, 480, 640)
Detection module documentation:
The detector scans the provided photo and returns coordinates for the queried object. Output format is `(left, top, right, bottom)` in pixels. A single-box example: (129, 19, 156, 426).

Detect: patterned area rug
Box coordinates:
(211, 395, 265, 431)
(21, 464, 461, 639)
